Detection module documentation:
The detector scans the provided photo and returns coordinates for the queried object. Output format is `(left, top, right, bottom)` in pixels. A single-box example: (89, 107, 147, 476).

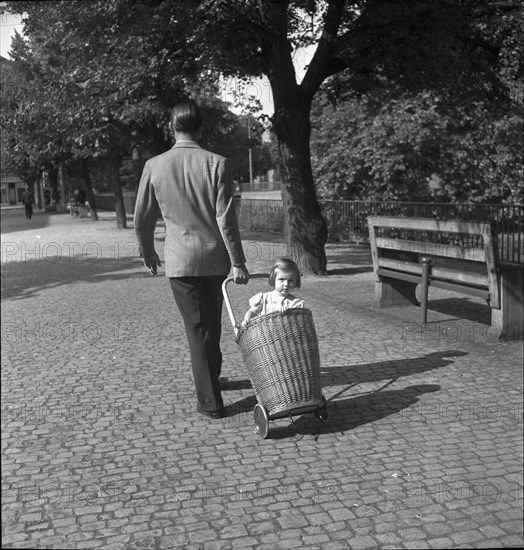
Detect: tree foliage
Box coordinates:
(3, 1, 520, 265)
(1, 0, 263, 227)
(311, 1, 523, 204)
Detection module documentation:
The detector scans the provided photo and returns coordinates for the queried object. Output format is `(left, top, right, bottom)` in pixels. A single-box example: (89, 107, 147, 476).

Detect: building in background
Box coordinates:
(0, 171, 26, 206)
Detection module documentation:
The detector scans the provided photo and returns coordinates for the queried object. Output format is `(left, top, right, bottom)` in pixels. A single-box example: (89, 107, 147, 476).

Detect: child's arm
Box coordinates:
(279, 296, 305, 313)
(241, 293, 263, 328)
(241, 306, 258, 327)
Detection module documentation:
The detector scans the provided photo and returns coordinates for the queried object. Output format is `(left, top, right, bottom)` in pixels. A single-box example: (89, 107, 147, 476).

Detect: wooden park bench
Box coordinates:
(367, 215, 523, 341)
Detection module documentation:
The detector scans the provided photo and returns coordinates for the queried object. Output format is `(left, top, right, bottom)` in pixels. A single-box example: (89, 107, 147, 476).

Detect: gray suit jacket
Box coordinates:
(134, 140, 245, 277)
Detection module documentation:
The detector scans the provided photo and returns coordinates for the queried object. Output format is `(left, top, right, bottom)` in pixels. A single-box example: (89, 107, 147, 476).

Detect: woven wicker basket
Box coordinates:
(236, 308, 323, 416)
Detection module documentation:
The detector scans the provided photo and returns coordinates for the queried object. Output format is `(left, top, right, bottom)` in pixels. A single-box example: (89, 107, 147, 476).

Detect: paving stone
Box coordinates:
(427, 537, 455, 548)
(1, 210, 522, 550)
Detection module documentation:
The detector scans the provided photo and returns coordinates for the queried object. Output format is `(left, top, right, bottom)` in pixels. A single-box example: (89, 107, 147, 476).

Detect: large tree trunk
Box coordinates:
(36, 172, 43, 210)
(272, 99, 328, 275)
(81, 158, 99, 220)
(49, 166, 60, 204)
(112, 154, 127, 229)
(58, 163, 67, 210)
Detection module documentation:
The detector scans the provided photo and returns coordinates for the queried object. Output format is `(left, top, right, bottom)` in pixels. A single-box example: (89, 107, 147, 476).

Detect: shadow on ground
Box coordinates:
(1, 209, 52, 233)
(320, 350, 468, 388)
(227, 350, 466, 439)
(1, 257, 144, 301)
(268, 384, 442, 439)
(426, 298, 491, 325)
(327, 266, 374, 276)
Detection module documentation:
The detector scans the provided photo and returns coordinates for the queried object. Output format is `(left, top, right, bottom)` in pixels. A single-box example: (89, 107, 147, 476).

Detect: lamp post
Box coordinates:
(247, 117, 253, 185)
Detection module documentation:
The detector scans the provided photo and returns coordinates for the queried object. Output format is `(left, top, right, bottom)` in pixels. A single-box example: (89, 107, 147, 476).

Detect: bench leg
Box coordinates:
(420, 258, 432, 324)
(491, 268, 524, 341)
(375, 279, 419, 308)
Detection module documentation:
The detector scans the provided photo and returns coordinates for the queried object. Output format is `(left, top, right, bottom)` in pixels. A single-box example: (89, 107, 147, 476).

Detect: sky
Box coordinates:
(0, 10, 22, 59)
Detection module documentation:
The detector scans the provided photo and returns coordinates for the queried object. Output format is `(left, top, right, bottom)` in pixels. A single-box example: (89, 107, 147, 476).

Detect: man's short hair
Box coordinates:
(170, 99, 203, 133)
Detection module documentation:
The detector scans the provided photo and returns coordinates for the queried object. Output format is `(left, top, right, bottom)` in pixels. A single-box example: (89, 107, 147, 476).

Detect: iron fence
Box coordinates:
(235, 198, 524, 265)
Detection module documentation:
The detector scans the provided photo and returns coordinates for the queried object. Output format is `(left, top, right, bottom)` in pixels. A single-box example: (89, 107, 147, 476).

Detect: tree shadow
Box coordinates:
(325, 247, 372, 265)
(1, 257, 146, 301)
(227, 350, 467, 438)
(1, 209, 52, 234)
(426, 298, 491, 325)
(327, 266, 374, 276)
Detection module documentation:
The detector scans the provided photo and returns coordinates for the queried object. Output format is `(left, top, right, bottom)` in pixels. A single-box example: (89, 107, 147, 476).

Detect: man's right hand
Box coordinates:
(232, 265, 249, 284)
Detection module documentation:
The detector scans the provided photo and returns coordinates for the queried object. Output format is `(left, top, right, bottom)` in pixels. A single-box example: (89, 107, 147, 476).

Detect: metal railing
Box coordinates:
(234, 198, 524, 265)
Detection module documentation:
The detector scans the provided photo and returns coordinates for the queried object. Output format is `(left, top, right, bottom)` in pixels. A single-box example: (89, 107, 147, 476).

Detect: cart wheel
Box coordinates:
(253, 404, 270, 438)
(315, 395, 329, 423)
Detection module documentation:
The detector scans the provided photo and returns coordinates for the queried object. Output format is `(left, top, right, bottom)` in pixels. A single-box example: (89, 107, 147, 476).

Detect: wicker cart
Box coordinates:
(222, 277, 328, 438)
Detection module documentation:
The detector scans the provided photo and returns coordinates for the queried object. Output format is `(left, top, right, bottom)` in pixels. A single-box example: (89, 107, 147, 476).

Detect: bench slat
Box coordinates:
(368, 216, 491, 235)
(377, 258, 489, 288)
(376, 268, 422, 284)
(377, 259, 422, 275)
(377, 267, 491, 300)
(376, 237, 486, 262)
(428, 279, 490, 300)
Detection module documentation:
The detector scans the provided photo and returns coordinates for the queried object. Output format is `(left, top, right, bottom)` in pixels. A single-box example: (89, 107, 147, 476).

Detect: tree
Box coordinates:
(310, 1, 523, 204)
(0, 44, 68, 212)
(2, 0, 199, 227)
(5, 1, 517, 254)
(2, 1, 254, 227)
(187, 0, 517, 273)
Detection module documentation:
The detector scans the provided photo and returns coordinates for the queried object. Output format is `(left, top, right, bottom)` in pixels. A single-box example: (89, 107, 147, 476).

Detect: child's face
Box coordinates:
(273, 268, 297, 297)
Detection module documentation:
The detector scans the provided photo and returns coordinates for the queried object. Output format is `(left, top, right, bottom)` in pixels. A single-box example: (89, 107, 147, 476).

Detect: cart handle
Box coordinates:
(222, 277, 240, 334)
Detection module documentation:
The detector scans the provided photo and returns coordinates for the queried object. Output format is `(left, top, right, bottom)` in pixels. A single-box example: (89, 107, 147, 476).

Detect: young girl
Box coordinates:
(241, 258, 305, 328)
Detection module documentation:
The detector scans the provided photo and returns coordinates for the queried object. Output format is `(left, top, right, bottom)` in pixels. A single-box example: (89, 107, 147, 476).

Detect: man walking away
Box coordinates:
(22, 186, 34, 220)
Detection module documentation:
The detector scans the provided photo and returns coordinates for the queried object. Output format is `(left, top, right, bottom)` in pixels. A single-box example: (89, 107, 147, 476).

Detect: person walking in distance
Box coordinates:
(22, 186, 34, 220)
(134, 99, 249, 419)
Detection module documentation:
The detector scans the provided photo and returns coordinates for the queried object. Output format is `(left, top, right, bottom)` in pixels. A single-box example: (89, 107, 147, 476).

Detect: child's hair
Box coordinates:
(268, 258, 301, 289)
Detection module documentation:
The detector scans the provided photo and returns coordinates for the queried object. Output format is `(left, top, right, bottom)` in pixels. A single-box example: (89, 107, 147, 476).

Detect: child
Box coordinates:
(241, 258, 305, 328)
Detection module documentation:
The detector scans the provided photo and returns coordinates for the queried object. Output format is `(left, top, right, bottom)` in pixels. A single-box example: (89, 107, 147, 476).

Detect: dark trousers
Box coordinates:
(169, 275, 226, 412)
(24, 203, 33, 219)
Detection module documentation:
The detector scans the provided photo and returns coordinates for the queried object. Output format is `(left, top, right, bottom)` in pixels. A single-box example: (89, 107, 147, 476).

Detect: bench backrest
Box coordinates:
(367, 216, 499, 307)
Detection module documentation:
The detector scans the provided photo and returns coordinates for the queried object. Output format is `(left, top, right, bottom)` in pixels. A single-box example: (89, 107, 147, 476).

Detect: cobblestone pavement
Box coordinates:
(2, 208, 523, 549)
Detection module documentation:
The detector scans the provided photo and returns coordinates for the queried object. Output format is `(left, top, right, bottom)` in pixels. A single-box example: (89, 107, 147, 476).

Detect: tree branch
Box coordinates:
(300, 0, 345, 97)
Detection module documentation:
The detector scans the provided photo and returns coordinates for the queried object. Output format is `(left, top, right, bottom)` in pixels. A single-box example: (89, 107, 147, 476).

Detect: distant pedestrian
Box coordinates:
(134, 99, 249, 419)
(242, 258, 304, 328)
(21, 186, 34, 220)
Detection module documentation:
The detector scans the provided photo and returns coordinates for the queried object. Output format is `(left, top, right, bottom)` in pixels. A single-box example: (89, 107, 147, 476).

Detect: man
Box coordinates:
(134, 99, 249, 419)
(22, 186, 34, 220)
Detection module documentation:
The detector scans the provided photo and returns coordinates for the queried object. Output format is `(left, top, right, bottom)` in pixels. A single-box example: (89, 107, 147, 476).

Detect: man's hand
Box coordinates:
(232, 265, 249, 284)
(143, 253, 161, 276)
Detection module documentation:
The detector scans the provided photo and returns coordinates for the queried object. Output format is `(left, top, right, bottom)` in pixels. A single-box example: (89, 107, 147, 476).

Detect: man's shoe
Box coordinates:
(197, 406, 225, 419)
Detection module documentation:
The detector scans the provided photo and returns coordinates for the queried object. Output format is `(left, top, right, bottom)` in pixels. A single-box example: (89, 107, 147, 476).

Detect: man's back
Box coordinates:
(135, 140, 244, 277)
